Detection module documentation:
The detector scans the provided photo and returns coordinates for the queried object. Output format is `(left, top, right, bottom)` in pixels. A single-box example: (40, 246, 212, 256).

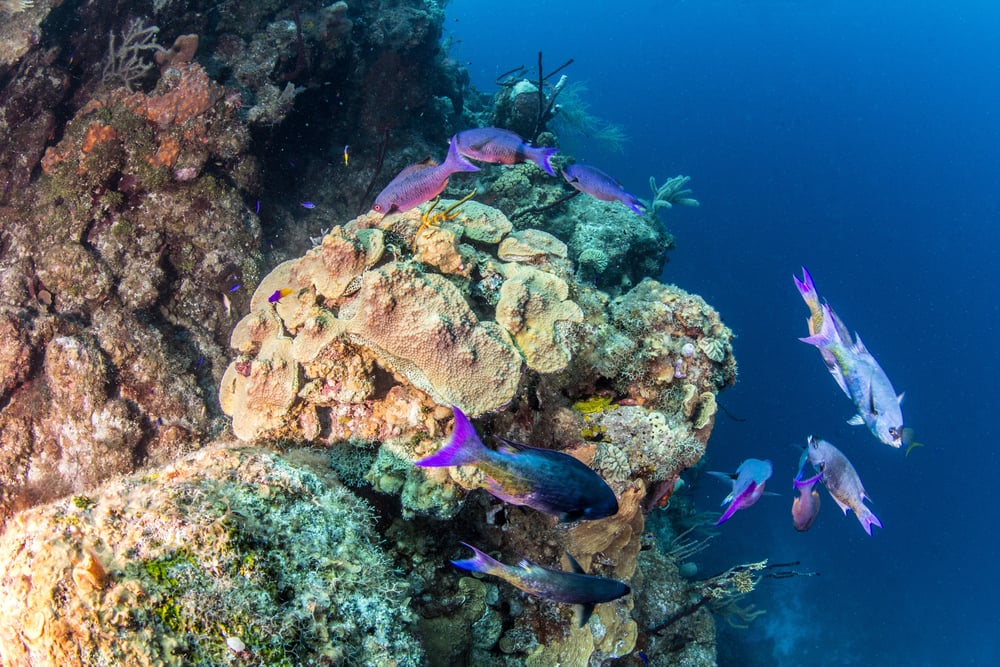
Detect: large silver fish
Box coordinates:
(800, 301, 906, 448)
(803, 436, 882, 535)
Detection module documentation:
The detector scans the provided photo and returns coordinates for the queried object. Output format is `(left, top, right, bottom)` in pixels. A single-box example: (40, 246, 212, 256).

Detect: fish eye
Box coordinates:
(373, 203, 383, 212)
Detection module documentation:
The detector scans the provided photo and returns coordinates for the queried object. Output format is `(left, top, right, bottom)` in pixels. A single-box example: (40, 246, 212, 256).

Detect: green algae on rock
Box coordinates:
(0, 444, 422, 667)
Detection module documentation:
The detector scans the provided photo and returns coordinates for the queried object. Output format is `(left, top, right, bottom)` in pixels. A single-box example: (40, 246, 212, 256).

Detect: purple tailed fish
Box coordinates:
(561, 164, 645, 215)
(455, 127, 558, 176)
(416, 406, 618, 522)
(451, 542, 630, 627)
(794, 267, 853, 397)
(707, 458, 773, 525)
(803, 436, 882, 535)
(791, 449, 821, 532)
(799, 302, 907, 448)
(372, 135, 479, 215)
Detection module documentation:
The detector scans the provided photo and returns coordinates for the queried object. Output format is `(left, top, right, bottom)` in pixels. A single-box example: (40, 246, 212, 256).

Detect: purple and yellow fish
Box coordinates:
(455, 127, 558, 176)
(415, 406, 618, 522)
(561, 164, 645, 215)
(803, 436, 882, 535)
(451, 542, 630, 627)
(708, 458, 773, 525)
(791, 449, 821, 532)
(372, 135, 478, 215)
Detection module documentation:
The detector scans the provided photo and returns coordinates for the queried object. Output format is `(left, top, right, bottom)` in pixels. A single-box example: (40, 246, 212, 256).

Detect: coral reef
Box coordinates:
(0, 1, 731, 664)
(0, 444, 422, 666)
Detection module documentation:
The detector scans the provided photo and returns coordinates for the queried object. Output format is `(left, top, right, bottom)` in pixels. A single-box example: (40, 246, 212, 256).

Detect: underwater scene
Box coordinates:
(0, 0, 995, 665)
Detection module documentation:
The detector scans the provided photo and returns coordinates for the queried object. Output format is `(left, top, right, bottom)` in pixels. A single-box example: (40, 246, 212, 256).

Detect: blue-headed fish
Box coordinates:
(707, 458, 773, 525)
(415, 406, 618, 522)
(455, 127, 558, 176)
(800, 302, 907, 448)
(791, 449, 821, 532)
(372, 135, 479, 215)
(561, 164, 645, 215)
(451, 542, 630, 627)
(803, 436, 882, 535)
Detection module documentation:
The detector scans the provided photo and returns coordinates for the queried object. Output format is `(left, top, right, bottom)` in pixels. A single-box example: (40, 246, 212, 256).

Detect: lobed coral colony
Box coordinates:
(0, 1, 734, 666)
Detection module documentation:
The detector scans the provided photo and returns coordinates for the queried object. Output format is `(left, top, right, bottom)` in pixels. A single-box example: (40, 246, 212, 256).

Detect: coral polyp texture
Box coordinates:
(0, 445, 422, 667)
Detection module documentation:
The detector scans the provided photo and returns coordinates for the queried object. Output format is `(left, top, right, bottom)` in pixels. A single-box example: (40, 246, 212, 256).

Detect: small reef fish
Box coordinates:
(451, 542, 630, 627)
(301, 201, 316, 209)
(455, 127, 558, 176)
(802, 436, 882, 535)
(372, 135, 479, 215)
(791, 450, 821, 532)
(561, 164, 645, 215)
(415, 406, 619, 522)
(343, 144, 350, 166)
(707, 458, 773, 525)
(268, 288, 293, 303)
(800, 302, 907, 448)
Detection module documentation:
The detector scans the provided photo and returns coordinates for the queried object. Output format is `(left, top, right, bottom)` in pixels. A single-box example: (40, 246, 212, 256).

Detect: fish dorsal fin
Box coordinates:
(564, 552, 586, 575)
(396, 157, 438, 179)
(493, 435, 550, 455)
(852, 333, 869, 356)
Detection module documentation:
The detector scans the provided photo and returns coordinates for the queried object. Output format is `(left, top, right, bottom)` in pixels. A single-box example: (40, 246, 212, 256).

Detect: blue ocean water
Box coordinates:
(447, 1, 999, 664)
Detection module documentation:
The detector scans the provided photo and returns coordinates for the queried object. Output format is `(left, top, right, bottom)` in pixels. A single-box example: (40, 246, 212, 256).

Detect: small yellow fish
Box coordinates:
(343, 144, 350, 167)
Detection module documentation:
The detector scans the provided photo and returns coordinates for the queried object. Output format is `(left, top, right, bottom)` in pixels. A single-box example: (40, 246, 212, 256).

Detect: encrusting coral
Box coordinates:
(0, 444, 423, 667)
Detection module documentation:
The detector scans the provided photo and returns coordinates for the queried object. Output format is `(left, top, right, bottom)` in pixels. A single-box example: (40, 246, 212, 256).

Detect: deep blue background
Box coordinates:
(447, 1, 999, 664)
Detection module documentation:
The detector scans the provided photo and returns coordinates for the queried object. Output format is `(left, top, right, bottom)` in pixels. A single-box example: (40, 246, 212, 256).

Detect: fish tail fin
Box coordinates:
(624, 193, 646, 216)
(857, 508, 883, 536)
(794, 266, 820, 309)
(415, 406, 486, 467)
(450, 542, 504, 576)
(715, 481, 758, 525)
(527, 145, 558, 176)
(444, 135, 480, 174)
(799, 304, 839, 348)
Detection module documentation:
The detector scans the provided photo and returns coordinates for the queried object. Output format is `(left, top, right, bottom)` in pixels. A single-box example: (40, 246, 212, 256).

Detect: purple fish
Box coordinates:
(451, 542, 630, 627)
(561, 164, 645, 215)
(791, 450, 821, 532)
(708, 458, 773, 525)
(301, 201, 316, 209)
(416, 406, 618, 522)
(456, 127, 558, 176)
(804, 436, 882, 535)
(372, 135, 479, 215)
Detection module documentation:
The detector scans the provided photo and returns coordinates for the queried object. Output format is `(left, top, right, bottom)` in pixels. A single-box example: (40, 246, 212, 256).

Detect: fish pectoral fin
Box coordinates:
(574, 603, 595, 628)
(847, 414, 865, 426)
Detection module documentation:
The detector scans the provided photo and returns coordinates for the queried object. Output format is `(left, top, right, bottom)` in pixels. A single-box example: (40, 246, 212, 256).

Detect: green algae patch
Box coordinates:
(0, 444, 424, 667)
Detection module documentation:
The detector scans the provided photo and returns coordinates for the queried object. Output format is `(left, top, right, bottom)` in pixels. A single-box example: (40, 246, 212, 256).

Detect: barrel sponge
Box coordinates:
(341, 262, 522, 416)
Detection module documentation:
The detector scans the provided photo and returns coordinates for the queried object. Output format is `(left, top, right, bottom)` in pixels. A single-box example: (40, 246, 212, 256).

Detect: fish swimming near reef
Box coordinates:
(455, 127, 558, 176)
(791, 449, 821, 532)
(707, 458, 773, 525)
(372, 135, 479, 215)
(799, 301, 907, 448)
(802, 436, 882, 535)
(451, 542, 630, 627)
(415, 406, 619, 522)
(561, 163, 645, 215)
